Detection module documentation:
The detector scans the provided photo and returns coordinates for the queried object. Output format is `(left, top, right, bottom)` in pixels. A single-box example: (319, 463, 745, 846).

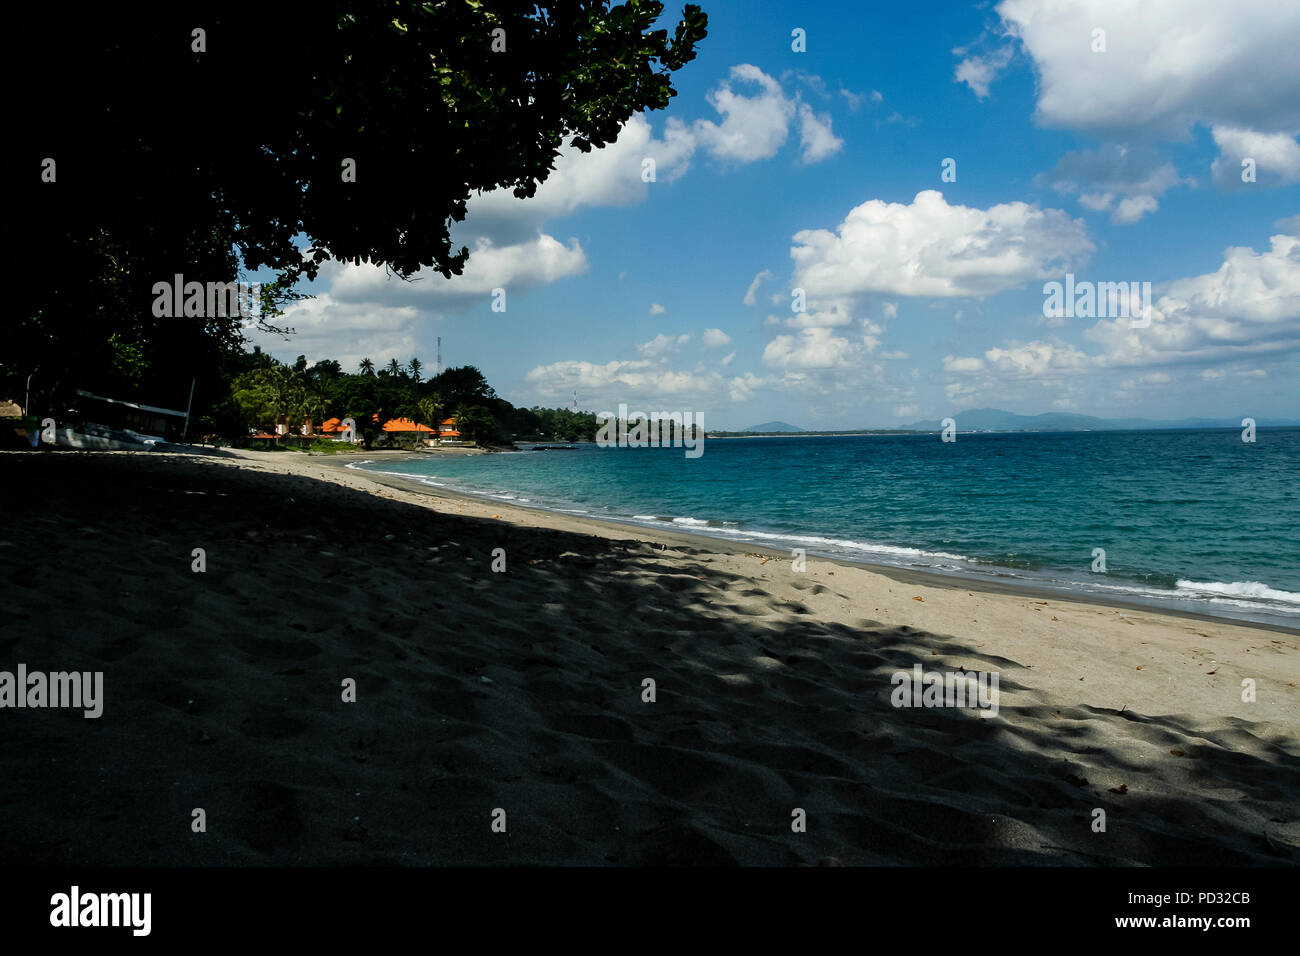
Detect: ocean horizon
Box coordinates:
(355, 427, 1300, 628)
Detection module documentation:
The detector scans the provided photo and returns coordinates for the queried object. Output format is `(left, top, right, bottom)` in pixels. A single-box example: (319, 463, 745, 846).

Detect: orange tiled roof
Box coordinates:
(383, 418, 436, 432)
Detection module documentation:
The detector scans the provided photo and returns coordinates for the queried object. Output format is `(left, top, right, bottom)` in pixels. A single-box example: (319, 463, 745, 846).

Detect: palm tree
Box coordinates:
(417, 394, 443, 438)
(233, 365, 307, 436)
(272, 366, 307, 419)
(301, 394, 327, 437)
(386, 358, 402, 378)
(359, 357, 375, 376)
(409, 357, 423, 383)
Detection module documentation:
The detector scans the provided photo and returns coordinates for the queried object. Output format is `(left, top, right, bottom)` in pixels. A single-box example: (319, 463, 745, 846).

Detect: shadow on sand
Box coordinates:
(1, 452, 1296, 865)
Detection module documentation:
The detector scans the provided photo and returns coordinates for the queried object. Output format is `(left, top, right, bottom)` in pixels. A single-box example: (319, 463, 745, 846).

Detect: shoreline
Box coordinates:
(335, 451, 1300, 636)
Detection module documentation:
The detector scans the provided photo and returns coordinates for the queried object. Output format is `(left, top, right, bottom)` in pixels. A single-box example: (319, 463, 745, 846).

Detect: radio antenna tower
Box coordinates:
(436, 337, 442, 375)
(572, 389, 577, 412)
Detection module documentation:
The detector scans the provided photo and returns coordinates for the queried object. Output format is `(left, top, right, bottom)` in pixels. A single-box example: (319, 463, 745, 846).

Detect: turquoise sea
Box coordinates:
(355, 428, 1300, 627)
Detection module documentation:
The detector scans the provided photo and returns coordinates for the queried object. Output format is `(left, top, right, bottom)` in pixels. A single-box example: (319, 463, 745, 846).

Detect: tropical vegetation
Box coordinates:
(220, 354, 600, 448)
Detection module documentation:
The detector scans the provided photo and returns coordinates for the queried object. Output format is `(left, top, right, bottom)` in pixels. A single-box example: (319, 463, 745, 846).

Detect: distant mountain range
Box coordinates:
(740, 421, 805, 433)
(906, 408, 1300, 432)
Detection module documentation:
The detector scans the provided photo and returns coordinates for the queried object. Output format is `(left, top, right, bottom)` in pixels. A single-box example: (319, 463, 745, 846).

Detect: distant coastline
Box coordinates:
(718, 407, 1300, 436)
(708, 424, 1296, 438)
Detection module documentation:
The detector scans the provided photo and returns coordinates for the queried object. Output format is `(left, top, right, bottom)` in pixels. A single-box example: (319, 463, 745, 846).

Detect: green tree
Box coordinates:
(429, 366, 496, 411)
(452, 405, 497, 445)
(417, 394, 444, 434)
(311, 359, 342, 380)
(229, 365, 308, 433)
(333, 375, 383, 449)
(359, 358, 375, 376)
(301, 393, 328, 437)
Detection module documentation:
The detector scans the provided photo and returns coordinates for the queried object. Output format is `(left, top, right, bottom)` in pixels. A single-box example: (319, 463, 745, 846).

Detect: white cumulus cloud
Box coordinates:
(1210, 126, 1300, 189)
(330, 235, 587, 308)
(693, 65, 844, 166)
(693, 65, 796, 163)
(954, 44, 1014, 99)
(762, 327, 861, 369)
(797, 103, 843, 164)
(790, 190, 1093, 300)
(941, 233, 1300, 397)
(991, 0, 1300, 137)
(1085, 234, 1300, 366)
(637, 333, 692, 360)
(461, 114, 696, 247)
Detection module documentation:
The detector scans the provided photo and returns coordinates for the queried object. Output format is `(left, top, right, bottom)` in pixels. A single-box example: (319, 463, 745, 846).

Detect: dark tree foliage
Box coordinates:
(428, 366, 497, 411)
(529, 406, 601, 441)
(9, 1, 707, 415)
(451, 405, 500, 445)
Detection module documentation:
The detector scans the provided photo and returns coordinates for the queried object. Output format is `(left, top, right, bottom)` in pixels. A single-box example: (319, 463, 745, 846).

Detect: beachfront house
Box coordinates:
(382, 417, 437, 449)
(438, 417, 464, 445)
(318, 417, 359, 443)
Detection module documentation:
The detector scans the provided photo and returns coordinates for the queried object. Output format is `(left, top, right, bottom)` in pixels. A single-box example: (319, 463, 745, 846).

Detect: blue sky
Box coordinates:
(249, 0, 1300, 429)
